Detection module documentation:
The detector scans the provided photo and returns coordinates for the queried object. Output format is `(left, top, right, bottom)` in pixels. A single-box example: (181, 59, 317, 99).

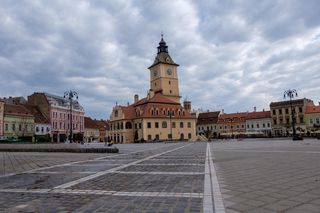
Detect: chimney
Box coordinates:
(254, 106, 256, 112)
(134, 94, 139, 103)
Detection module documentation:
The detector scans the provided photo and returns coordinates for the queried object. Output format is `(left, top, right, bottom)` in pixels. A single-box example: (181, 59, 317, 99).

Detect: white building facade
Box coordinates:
(245, 111, 272, 136)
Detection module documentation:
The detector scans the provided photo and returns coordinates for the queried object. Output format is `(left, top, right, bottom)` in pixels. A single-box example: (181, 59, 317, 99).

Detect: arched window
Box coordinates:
(114, 110, 118, 117)
(125, 122, 132, 129)
(162, 121, 167, 128)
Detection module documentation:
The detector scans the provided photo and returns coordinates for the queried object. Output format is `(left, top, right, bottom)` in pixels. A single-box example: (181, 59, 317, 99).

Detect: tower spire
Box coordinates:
(158, 34, 168, 53)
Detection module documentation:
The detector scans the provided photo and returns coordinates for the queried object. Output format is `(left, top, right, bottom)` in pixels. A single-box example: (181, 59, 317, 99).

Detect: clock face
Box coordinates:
(153, 70, 158, 76)
(167, 68, 172, 75)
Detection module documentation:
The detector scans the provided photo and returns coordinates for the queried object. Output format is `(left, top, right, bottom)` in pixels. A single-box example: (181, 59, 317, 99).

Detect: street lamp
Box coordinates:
(64, 90, 78, 143)
(284, 89, 299, 140)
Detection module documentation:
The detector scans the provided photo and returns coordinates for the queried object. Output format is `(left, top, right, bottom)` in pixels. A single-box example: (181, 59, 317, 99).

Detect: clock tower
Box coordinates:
(148, 35, 181, 103)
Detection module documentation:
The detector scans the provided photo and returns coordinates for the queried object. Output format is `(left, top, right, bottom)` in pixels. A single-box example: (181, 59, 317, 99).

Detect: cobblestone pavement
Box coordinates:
(0, 143, 175, 176)
(2, 139, 319, 212)
(0, 142, 209, 212)
(211, 138, 320, 213)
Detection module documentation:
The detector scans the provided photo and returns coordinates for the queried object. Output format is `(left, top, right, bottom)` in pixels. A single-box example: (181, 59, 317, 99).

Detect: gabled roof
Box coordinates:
(246, 111, 271, 120)
(24, 105, 50, 124)
(4, 103, 33, 117)
(305, 106, 320, 114)
(95, 120, 110, 130)
(197, 111, 220, 125)
(84, 117, 99, 129)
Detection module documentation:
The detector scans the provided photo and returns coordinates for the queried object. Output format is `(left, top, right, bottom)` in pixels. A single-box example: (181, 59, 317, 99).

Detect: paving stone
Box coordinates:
(119, 164, 204, 173)
(0, 173, 89, 189)
(286, 203, 320, 213)
(71, 173, 204, 193)
(211, 138, 320, 213)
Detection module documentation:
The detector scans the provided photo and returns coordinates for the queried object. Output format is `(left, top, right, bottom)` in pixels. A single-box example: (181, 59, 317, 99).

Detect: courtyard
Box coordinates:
(0, 139, 319, 212)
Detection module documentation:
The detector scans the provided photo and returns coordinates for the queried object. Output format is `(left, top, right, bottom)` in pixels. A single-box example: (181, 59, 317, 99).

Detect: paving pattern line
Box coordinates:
(217, 149, 320, 154)
(209, 143, 226, 213)
(203, 143, 214, 213)
(0, 143, 178, 178)
(0, 188, 203, 198)
(54, 143, 193, 189)
(25, 171, 97, 174)
(136, 163, 204, 166)
(113, 171, 204, 175)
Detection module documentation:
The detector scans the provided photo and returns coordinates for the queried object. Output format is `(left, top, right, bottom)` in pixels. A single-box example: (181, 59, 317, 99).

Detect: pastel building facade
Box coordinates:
(3, 103, 35, 141)
(28, 93, 85, 142)
(95, 120, 109, 142)
(196, 111, 220, 138)
(245, 110, 272, 136)
(305, 105, 320, 134)
(84, 117, 100, 142)
(24, 105, 51, 141)
(270, 98, 314, 136)
(217, 112, 247, 137)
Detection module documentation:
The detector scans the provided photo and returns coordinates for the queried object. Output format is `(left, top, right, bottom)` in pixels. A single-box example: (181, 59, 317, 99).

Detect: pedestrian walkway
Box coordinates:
(0, 142, 213, 212)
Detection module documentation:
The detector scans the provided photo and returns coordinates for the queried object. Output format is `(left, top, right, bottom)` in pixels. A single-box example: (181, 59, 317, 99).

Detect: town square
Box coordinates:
(0, 139, 320, 212)
(1, 0, 320, 212)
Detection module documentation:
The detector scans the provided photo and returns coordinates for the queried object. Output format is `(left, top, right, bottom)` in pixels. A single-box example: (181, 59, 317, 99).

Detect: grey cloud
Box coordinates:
(0, 0, 320, 119)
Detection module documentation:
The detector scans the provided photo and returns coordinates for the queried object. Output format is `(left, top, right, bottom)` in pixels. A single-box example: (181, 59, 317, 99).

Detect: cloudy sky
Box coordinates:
(1, 0, 320, 119)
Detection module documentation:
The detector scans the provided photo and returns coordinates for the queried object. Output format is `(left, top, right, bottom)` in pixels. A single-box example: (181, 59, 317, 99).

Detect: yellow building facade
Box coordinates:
(108, 36, 196, 143)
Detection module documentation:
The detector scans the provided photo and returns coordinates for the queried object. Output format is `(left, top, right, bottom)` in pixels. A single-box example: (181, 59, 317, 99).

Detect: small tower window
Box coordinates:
(170, 90, 172, 94)
(169, 81, 171, 85)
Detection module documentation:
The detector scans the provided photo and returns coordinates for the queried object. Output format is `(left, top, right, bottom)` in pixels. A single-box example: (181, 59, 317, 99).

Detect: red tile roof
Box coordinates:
(246, 111, 271, 120)
(197, 111, 220, 125)
(305, 106, 320, 114)
(4, 103, 33, 117)
(116, 93, 194, 120)
(218, 112, 248, 124)
(95, 120, 110, 130)
(84, 117, 99, 129)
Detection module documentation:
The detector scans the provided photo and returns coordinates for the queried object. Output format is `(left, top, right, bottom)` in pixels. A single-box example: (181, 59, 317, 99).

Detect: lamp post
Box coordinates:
(64, 90, 78, 143)
(284, 89, 298, 140)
